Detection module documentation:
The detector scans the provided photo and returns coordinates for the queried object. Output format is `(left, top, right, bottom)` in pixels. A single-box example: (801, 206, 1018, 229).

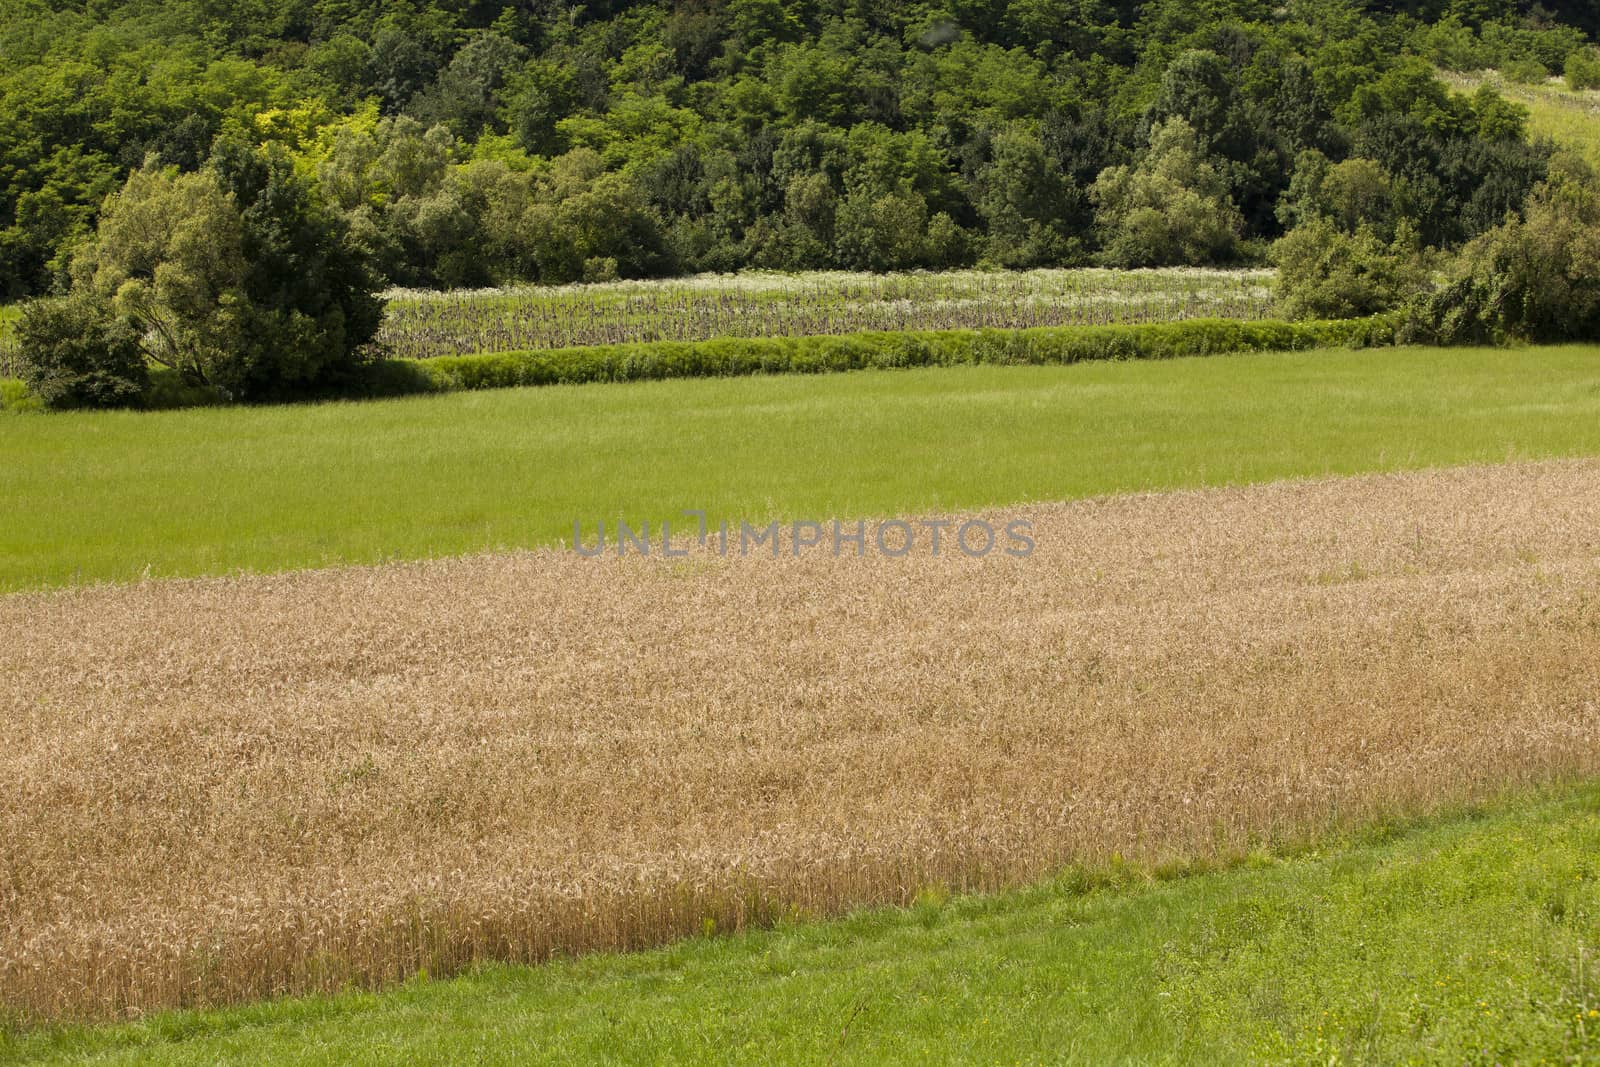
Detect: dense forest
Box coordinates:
(5, 0, 1600, 404)
(2, 0, 1596, 297)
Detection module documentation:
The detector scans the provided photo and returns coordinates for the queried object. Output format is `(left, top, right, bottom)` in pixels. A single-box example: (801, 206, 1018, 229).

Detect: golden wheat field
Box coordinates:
(4, 460, 1600, 1021)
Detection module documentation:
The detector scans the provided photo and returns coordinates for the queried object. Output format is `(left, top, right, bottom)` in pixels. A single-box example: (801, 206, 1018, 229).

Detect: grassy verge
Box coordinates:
(5, 785, 1596, 1065)
(2, 344, 1599, 591)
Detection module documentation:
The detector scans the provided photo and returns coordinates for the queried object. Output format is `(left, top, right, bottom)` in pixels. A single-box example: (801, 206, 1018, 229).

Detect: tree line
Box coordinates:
(4, 0, 1600, 405)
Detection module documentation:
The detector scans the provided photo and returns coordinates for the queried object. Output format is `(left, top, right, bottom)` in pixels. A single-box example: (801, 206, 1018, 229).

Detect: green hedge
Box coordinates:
(363, 316, 1400, 396)
(2, 316, 1402, 410)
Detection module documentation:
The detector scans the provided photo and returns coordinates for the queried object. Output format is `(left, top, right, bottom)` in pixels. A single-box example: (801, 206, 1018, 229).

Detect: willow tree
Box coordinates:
(59, 146, 382, 403)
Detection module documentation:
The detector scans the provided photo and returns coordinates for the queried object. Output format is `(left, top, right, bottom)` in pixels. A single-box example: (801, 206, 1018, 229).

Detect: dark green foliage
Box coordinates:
(1411, 157, 1600, 344)
(1566, 49, 1600, 91)
(207, 141, 385, 400)
(15, 294, 148, 409)
(407, 32, 526, 139)
(0, 0, 1589, 295)
(364, 317, 1399, 397)
(1352, 108, 1548, 248)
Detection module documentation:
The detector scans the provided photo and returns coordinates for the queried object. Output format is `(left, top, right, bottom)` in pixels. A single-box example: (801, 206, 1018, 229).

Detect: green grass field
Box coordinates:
(1444, 72, 1600, 169)
(3, 344, 1600, 591)
(6, 343, 1600, 1061)
(5, 785, 1596, 1065)
(1503, 81, 1600, 169)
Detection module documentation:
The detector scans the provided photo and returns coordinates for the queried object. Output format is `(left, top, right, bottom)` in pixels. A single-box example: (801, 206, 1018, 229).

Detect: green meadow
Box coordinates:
(4, 344, 1600, 591)
(1445, 71, 1600, 169)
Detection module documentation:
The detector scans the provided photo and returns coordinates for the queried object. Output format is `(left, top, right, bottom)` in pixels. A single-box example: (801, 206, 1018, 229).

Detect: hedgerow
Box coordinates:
(363, 317, 1401, 397)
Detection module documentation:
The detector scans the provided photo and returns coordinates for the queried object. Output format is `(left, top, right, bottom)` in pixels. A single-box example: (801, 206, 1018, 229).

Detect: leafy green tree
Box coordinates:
(370, 23, 443, 112)
(834, 188, 928, 271)
(1150, 50, 1235, 152)
(1417, 156, 1600, 343)
(923, 211, 976, 268)
(1345, 58, 1474, 138)
(780, 171, 838, 264)
(1091, 118, 1244, 267)
(973, 124, 1078, 268)
(70, 162, 250, 390)
(663, 7, 726, 81)
(69, 151, 381, 402)
(514, 149, 671, 283)
(408, 32, 526, 140)
(306, 34, 374, 106)
(503, 56, 584, 158)
(1277, 151, 1397, 235)
(1353, 105, 1547, 249)
(1471, 85, 1527, 143)
(726, 0, 801, 57)
(211, 140, 384, 397)
(1418, 16, 1492, 72)
(1273, 218, 1428, 320)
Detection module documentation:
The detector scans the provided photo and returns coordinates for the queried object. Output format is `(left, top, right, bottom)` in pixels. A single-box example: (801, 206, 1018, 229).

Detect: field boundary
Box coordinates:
(0, 315, 1403, 412)
(360, 315, 1402, 397)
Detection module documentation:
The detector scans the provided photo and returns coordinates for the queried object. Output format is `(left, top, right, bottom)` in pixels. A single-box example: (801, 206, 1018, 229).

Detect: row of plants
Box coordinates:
(360, 316, 1401, 396)
(374, 268, 1276, 361)
(2, 315, 1399, 413)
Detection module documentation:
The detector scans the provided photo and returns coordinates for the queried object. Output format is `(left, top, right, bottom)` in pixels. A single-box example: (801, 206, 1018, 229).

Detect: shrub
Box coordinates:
(15, 294, 148, 409)
(1410, 158, 1600, 344)
(923, 212, 975, 269)
(362, 317, 1398, 397)
(1091, 118, 1244, 267)
(1503, 58, 1549, 86)
(1565, 49, 1600, 91)
(0, 377, 43, 413)
(1272, 219, 1429, 321)
(834, 189, 931, 272)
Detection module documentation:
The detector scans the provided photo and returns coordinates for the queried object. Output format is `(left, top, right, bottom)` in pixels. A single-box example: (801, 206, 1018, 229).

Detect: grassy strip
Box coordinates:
(5, 785, 1596, 1065)
(2, 344, 1599, 592)
(365, 316, 1398, 395)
